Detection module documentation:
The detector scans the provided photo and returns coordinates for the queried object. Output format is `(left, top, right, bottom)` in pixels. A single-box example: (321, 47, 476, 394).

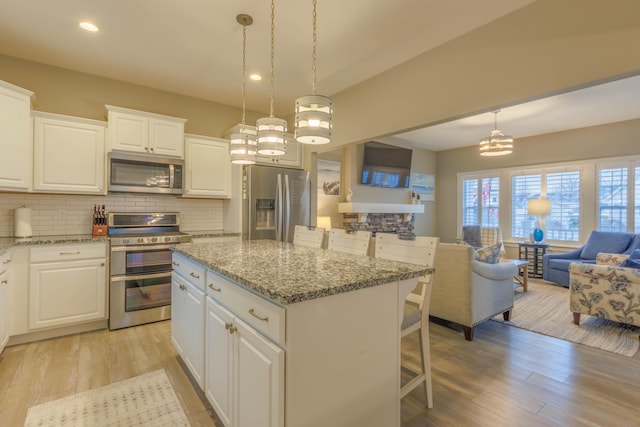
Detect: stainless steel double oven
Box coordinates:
(108, 212, 191, 330)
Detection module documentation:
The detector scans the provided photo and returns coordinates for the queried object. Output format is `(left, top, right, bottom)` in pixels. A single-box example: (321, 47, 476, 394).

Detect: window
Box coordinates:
(546, 171, 580, 241)
(511, 175, 541, 239)
(461, 176, 499, 227)
(598, 167, 627, 232)
(635, 167, 640, 234)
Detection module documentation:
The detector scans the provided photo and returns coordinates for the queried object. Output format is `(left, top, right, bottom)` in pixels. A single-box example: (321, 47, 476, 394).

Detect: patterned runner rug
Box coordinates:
(24, 369, 190, 427)
(492, 280, 640, 357)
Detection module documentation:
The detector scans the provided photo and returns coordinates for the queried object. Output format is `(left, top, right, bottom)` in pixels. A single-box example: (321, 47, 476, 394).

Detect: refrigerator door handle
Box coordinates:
(276, 173, 283, 241)
(284, 174, 291, 242)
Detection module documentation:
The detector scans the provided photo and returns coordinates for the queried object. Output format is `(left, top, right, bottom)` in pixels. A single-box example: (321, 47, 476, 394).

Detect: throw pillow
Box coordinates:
(475, 242, 502, 264)
(619, 248, 640, 268)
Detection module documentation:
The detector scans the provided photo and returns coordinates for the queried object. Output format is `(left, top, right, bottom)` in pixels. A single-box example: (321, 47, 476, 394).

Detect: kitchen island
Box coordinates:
(172, 239, 433, 427)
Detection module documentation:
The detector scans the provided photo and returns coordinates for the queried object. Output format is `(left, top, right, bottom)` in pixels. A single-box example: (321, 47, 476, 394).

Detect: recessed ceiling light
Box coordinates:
(249, 74, 262, 81)
(79, 21, 99, 32)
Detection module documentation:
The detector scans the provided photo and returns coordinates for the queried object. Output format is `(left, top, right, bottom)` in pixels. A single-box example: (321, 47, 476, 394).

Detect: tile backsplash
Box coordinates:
(0, 193, 224, 237)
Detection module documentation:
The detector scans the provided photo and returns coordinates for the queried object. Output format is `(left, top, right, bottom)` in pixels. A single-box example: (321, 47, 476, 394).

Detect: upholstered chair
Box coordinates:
(430, 243, 517, 341)
(569, 252, 640, 327)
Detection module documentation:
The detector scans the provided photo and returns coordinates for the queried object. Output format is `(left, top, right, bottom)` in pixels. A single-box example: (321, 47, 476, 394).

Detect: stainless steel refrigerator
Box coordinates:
(243, 165, 310, 243)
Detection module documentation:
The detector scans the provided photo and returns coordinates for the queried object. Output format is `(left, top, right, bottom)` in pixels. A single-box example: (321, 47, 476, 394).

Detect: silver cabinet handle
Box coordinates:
(1, 279, 7, 285)
(249, 308, 269, 322)
(2, 259, 10, 264)
(190, 272, 200, 279)
(59, 251, 81, 255)
(208, 283, 221, 292)
(172, 261, 180, 267)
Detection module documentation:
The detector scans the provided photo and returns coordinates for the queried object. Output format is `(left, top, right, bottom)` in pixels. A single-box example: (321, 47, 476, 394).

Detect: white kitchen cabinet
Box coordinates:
(0, 80, 34, 191)
(0, 251, 11, 354)
(183, 134, 231, 198)
(256, 134, 303, 169)
(205, 296, 284, 427)
(105, 105, 186, 158)
(28, 243, 107, 330)
(171, 254, 206, 389)
(33, 112, 106, 194)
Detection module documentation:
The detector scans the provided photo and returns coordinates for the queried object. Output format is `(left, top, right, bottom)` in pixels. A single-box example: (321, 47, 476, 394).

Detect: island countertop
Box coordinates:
(172, 239, 433, 305)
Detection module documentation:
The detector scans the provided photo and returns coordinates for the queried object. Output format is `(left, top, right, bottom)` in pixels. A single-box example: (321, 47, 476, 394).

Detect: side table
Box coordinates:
(508, 259, 529, 292)
(518, 241, 549, 278)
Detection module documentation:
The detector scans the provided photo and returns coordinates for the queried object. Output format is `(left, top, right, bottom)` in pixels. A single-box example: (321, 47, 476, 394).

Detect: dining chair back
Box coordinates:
(293, 225, 325, 248)
(327, 229, 372, 256)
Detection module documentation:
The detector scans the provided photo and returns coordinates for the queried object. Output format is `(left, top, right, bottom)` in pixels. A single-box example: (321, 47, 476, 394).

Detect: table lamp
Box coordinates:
(528, 198, 551, 242)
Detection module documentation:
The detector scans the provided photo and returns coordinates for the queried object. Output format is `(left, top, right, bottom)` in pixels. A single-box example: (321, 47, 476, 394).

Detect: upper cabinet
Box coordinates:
(105, 105, 187, 158)
(184, 134, 231, 198)
(0, 80, 34, 191)
(33, 112, 106, 194)
(256, 134, 303, 169)
(223, 125, 303, 169)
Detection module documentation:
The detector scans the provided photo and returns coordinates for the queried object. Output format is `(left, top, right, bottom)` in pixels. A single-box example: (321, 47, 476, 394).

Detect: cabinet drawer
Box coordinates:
(30, 243, 106, 263)
(172, 253, 206, 290)
(206, 269, 285, 346)
(0, 250, 10, 274)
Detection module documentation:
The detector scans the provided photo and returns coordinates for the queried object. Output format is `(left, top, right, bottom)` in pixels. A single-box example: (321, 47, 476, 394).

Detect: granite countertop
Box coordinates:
(0, 234, 108, 255)
(188, 231, 241, 239)
(172, 240, 434, 305)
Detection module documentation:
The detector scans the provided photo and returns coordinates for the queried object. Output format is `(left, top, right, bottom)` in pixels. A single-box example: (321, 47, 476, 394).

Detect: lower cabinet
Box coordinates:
(171, 271, 206, 388)
(0, 252, 10, 354)
(205, 296, 284, 427)
(29, 243, 107, 330)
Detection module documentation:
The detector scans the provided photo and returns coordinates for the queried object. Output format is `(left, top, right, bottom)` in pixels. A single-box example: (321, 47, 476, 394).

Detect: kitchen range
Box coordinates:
(108, 212, 191, 330)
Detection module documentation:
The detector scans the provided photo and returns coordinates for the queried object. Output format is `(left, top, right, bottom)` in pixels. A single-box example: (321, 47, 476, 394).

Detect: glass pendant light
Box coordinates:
(295, 0, 332, 145)
(230, 14, 257, 165)
(479, 110, 514, 156)
(257, 0, 287, 156)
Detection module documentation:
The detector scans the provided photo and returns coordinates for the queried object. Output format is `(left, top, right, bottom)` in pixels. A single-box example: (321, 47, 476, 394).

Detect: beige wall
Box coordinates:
(436, 118, 640, 243)
(0, 54, 263, 138)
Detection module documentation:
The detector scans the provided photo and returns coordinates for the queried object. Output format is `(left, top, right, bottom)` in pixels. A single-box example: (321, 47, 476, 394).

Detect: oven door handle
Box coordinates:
(110, 244, 173, 252)
(110, 271, 172, 282)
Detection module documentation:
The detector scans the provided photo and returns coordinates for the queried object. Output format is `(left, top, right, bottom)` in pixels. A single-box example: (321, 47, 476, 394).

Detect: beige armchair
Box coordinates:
(569, 253, 640, 327)
(430, 243, 517, 340)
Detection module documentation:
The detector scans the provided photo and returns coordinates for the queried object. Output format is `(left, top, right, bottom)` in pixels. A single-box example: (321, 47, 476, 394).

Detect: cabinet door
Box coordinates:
(235, 317, 285, 427)
(0, 82, 33, 190)
(29, 258, 106, 330)
(206, 297, 235, 427)
(183, 278, 206, 389)
(33, 115, 106, 194)
(0, 270, 9, 354)
(108, 110, 148, 153)
(171, 272, 186, 356)
(256, 137, 302, 169)
(184, 136, 231, 198)
(149, 117, 184, 157)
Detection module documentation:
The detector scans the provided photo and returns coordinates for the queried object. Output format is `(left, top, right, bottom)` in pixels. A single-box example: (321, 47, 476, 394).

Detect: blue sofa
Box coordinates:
(543, 231, 640, 287)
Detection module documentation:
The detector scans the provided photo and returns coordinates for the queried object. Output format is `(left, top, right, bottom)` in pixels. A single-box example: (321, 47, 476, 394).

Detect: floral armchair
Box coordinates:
(569, 253, 640, 327)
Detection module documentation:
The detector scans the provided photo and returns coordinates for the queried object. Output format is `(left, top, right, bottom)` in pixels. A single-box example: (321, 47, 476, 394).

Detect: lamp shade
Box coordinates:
(295, 95, 333, 144)
(528, 198, 551, 216)
(257, 117, 287, 156)
(316, 216, 332, 230)
(479, 129, 514, 156)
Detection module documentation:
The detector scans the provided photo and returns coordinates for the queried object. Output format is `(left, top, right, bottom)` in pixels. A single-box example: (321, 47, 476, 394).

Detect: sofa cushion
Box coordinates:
(624, 234, 640, 254)
(548, 258, 582, 272)
(475, 242, 502, 264)
(580, 231, 633, 260)
(619, 249, 640, 268)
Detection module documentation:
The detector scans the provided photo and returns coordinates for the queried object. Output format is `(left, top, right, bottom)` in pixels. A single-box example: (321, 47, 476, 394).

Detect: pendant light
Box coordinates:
(294, 0, 333, 145)
(230, 14, 257, 165)
(479, 110, 514, 156)
(257, 0, 287, 156)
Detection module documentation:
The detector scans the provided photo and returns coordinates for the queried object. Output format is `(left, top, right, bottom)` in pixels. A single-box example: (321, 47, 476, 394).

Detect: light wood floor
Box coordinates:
(1, 314, 640, 426)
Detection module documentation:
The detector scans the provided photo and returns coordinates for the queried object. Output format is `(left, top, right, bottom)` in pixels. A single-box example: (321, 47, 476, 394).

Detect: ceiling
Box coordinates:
(0, 0, 638, 152)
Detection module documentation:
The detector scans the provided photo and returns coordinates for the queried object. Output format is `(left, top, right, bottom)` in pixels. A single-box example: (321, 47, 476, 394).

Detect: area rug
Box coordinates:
(492, 280, 640, 357)
(24, 369, 190, 427)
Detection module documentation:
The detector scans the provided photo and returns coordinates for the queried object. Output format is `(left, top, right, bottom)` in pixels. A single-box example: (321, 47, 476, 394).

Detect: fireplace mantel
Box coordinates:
(338, 202, 423, 222)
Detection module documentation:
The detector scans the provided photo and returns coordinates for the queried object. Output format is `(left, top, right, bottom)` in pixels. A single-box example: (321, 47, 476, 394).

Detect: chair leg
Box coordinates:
(463, 326, 474, 341)
(418, 324, 433, 408)
(573, 312, 581, 325)
(503, 309, 512, 321)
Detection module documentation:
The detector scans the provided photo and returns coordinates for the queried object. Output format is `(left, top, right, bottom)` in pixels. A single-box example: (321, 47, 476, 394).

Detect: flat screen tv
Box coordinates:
(361, 141, 412, 189)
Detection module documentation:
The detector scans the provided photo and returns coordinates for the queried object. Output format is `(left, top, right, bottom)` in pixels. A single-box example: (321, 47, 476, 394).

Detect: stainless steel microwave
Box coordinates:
(108, 151, 184, 195)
